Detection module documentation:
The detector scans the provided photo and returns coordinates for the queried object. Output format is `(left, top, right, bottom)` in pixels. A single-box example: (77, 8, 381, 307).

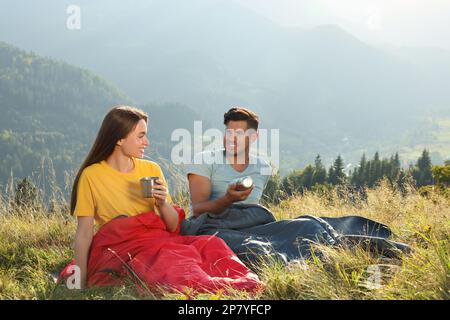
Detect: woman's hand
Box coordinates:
(152, 178, 168, 207)
(151, 178, 179, 232)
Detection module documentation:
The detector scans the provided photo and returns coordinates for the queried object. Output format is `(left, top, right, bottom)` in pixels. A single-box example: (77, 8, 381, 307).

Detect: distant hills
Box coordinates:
(0, 41, 198, 193)
(0, 0, 449, 179)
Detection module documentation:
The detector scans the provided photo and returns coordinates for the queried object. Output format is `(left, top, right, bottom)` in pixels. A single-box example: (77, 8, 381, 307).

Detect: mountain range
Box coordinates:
(0, 0, 449, 186)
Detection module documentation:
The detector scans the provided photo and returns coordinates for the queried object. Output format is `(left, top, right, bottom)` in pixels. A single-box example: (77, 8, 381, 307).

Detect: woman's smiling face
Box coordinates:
(117, 119, 149, 158)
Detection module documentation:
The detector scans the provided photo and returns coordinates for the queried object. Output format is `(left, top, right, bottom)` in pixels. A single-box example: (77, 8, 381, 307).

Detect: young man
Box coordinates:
(181, 107, 410, 265)
(186, 107, 273, 217)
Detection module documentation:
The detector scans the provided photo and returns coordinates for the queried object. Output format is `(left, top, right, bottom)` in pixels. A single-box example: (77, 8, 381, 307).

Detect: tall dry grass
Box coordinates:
(0, 176, 448, 300)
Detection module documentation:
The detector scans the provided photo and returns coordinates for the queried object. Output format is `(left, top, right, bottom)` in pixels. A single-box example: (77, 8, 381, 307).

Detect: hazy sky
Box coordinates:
(235, 0, 450, 50)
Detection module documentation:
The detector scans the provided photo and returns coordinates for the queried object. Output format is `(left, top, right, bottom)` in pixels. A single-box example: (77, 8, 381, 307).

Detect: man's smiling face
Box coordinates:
(224, 120, 257, 158)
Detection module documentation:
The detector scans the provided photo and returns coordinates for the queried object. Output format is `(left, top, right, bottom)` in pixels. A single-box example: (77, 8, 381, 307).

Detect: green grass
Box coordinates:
(0, 180, 449, 300)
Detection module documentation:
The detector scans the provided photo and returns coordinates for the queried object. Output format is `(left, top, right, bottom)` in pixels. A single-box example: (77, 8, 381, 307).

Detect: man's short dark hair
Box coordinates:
(224, 107, 259, 130)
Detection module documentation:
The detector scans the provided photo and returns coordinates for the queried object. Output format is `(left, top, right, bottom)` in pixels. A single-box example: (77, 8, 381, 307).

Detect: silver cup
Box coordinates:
(140, 176, 159, 198)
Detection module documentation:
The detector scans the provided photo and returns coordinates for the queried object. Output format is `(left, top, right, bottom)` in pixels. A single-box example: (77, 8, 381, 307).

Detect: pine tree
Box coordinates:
(359, 153, 367, 187)
(282, 170, 303, 196)
(373, 151, 382, 185)
(300, 165, 314, 190)
(394, 152, 401, 171)
(414, 149, 433, 187)
(363, 158, 371, 187)
(327, 166, 335, 185)
(262, 172, 284, 204)
(432, 164, 450, 188)
(351, 153, 366, 188)
(312, 154, 327, 186)
(390, 152, 401, 181)
(330, 155, 346, 185)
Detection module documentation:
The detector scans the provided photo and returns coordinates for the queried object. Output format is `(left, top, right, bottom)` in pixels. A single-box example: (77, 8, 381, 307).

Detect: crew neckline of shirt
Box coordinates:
(222, 150, 256, 175)
(100, 157, 137, 175)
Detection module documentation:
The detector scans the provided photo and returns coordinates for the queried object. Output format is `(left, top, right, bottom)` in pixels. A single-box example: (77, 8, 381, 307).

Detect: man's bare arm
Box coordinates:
(188, 173, 253, 217)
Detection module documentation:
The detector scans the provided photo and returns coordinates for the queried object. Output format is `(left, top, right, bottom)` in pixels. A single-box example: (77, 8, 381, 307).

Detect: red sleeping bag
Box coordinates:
(60, 207, 263, 294)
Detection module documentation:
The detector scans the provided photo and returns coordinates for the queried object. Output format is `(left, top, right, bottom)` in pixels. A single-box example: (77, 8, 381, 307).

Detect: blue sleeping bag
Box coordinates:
(180, 203, 411, 265)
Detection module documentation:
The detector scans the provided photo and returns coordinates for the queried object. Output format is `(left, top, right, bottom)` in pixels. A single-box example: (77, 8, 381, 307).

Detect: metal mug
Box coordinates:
(140, 176, 159, 198)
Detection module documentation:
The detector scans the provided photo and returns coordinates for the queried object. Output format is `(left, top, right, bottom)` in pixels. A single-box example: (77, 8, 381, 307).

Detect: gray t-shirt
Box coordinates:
(186, 149, 273, 215)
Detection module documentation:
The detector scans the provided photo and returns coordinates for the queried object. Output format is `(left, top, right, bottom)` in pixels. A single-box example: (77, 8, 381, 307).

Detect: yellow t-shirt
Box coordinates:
(74, 157, 173, 227)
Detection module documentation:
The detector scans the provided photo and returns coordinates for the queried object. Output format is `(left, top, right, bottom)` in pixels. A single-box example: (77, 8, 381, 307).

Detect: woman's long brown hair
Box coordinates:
(70, 106, 148, 215)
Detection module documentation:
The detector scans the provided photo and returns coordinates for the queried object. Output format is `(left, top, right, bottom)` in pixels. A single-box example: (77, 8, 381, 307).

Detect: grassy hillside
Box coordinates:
(0, 41, 196, 194)
(0, 180, 448, 300)
(397, 118, 450, 165)
(0, 40, 132, 187)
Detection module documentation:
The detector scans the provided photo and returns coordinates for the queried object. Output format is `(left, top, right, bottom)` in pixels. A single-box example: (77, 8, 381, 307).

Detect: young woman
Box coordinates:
(69, 106, 262, 292)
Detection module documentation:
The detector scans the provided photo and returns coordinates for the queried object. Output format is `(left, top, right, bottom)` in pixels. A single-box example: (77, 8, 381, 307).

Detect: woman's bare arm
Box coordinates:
(74, 216, 94, 289)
